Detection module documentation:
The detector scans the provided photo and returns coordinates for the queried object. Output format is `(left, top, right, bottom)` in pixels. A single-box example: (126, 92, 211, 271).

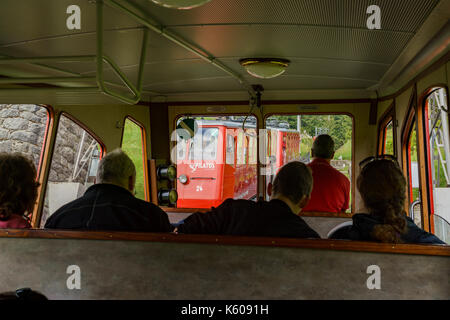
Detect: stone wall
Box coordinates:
(0, 105, 99, 183)
(0, 104, 48, 170)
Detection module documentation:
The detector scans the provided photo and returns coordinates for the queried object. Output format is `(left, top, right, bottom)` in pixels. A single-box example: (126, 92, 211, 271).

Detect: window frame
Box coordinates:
(377, 102, 397, 157)
(120, 116, 150, 202)
(263, 112, 355, 217)
(418, 85, 450, 234)
(35, 111, 106, 228)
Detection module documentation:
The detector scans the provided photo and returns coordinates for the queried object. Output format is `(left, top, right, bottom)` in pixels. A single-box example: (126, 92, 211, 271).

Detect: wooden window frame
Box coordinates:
(377, 102, 397, 157)
(29, 105, 54, 227)
(34, 111, 106, 228)
(120, 116, 150, 202)
(418, 85, 450, 234)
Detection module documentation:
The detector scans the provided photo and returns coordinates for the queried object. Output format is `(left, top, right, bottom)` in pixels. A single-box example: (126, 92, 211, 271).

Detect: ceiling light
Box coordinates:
(150, 0, 212, 9)
(240, 58, 290, 79)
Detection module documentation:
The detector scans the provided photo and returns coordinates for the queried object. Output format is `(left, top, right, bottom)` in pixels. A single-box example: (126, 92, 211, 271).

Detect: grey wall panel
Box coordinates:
(302, 217, 351, 238)
(0, 237, 448, 299)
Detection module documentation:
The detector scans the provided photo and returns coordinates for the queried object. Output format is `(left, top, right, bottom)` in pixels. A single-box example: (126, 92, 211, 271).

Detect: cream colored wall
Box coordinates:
(393, 87, 414, 160)
(377, 99, 394, 122)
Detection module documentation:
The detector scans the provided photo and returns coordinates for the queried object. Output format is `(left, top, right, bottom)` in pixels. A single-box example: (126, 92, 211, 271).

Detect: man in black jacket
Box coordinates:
(176, 161, 320, 238)
(45, 149, 172, 232)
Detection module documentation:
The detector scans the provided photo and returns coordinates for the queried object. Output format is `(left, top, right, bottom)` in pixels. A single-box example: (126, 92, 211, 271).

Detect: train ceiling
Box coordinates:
(0, 0, 449, 103)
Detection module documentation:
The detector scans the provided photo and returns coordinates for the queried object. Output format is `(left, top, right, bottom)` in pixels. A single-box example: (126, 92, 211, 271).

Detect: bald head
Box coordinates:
(312, 134, 335, 160)
(96, 149, 136, 193)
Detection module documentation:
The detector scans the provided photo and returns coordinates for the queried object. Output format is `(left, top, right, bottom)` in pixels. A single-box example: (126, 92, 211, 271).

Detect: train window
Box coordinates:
(384, 121, 394, 155)
(175, 115, 257, 208)
(423, 88, 450, 243)
(265, 114, 353, 212)
(0, 104, 51, 222)
(40, 114, 104, 227)
(0, 104, 51, 176)
(121, 117, 148, 201)
(377, 104, 396, 156)
(406, 120, 422, 228)
(226, 134, 235, 165)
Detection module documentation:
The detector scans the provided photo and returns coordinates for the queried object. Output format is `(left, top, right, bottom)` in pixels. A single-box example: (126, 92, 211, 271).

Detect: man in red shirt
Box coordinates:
(302, 135, 350, 213)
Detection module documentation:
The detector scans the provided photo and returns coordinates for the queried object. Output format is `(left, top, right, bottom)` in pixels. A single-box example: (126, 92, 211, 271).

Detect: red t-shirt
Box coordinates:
(0, 214, 31, 229)
(302, 158, 350, 213)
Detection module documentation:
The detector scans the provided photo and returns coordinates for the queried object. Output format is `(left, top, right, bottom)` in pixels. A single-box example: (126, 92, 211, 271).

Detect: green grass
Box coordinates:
(122, 120, 146, 200)
(335, 140, 352, 160)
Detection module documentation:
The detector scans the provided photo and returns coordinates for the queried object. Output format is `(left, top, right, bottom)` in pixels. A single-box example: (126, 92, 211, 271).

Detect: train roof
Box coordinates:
(0, 0, 448, 105)
(192, 119, 300, 132)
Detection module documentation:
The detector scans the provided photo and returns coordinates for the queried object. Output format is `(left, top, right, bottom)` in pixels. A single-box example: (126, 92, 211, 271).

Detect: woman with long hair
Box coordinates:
(0, 153, 39, 228)
(331, 158, 444, 244)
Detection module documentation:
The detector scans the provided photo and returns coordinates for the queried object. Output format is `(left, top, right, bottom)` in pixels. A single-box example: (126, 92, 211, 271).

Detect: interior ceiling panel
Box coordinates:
(0, 0, 140, 46)
(133, 0, 439, 33)
(0, 0, 446, 100)
(143, 76, 244, 93)
(101, 58, 229, 87)
(170, 25, 412, 63)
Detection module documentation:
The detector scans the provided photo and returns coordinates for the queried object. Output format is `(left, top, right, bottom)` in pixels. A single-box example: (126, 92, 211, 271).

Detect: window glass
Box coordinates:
(265, 114, 353, 212)
(424, 88, 450, 243)
(188, 127, 219, 161)
(407, 121, 422, 228)
(40, 114, 103, 227)
(0, 104, 50, 175)
(121, 118, 147, 201)
(176, 115, 257, 208)
(226, 134, 235, 165)
(384, 120, 394, 155)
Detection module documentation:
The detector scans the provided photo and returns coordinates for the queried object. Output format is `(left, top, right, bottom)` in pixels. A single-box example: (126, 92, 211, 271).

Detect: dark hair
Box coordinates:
(357, 159, 408, 243)
(272, 161, 313, 203)
(312, 134, 335, 159)
(0, 153, 39, 221)
(0, 288, 48, 300)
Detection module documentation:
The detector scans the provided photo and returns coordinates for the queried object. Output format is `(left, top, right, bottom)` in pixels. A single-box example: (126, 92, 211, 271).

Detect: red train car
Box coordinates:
(176, 120, 301, 208)
(265, 127, 302, 189)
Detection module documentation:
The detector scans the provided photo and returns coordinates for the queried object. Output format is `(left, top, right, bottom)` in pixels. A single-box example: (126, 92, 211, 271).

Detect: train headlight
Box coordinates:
(158, 189, 178, 205)
(157, 165, 177, 181)
(179, 174, 188, 184)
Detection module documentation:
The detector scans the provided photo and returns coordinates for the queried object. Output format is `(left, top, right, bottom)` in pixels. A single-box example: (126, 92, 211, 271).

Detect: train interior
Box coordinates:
(0, 0, 449, 299)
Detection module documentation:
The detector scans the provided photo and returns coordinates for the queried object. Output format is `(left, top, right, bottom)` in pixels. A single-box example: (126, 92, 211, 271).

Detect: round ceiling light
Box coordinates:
(150, 0, 212, 9)
(240, 58, 290, 79)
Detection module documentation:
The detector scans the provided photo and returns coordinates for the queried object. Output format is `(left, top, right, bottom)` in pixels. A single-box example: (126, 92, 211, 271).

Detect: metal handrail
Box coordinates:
(0, 0, 257, 103)
(409, 199, 421, 221)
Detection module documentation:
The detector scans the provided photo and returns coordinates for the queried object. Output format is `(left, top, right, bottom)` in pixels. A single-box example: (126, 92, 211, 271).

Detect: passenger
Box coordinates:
(0, 153, 38, 229)
(302, 134, 350, 213)
(330, 158, 445, 244)
(45, 149, 172, 232)
(0, 288, 48, 300)
(175, 161, 320, 238)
